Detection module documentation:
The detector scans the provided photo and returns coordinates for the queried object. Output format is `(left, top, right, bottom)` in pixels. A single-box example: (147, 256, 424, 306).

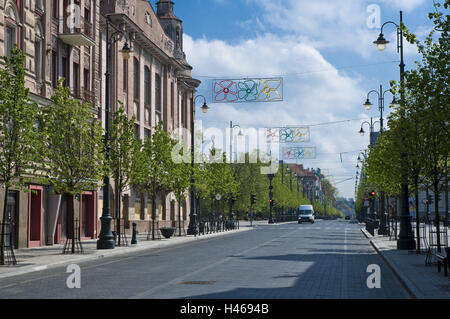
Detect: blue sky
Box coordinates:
(151, 0, 441, 199)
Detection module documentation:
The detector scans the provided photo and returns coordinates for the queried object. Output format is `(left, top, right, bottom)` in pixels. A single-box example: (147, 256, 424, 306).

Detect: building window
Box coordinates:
(133, 58, 140, 102)
(171, 82, 175, 129)
(73, 62, 80, 97)
(36, 0, 44, 12)
(34, 23, 44, 83)
(52, 50, 58, 88)
(53, 0, 59, 19)
(134, 124, 140, 139)
(155, 73, 161, 116)
(144, 128, 151, 141)
(5, 26, 16, 60)
(83, 68, 90, 92)
(144, 66, 151, 107)
(5, 3, 19, 59)
(123, 59, 128, 93)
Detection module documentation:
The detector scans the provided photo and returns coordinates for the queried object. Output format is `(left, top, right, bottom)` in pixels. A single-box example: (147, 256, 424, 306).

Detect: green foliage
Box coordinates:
(0, 47, 40, 189)
(110, 105, 140, 196)
(131, 122, 177, 199)
(0, 47, 41, 264)
(41, 82, 105, 195)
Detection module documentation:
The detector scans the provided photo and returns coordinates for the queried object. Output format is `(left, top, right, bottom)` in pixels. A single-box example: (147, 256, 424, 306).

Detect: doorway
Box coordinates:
(28, 186, 43, 247)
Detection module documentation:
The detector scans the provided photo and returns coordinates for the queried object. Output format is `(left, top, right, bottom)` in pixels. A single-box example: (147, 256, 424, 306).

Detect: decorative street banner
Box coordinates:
(282, 147, 316, 160)
(212, 78, 283, 103)
(266, 127, 310, 143)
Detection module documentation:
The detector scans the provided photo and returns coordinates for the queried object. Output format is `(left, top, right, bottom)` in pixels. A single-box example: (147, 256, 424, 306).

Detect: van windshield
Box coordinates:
(300, 210, 313, 215)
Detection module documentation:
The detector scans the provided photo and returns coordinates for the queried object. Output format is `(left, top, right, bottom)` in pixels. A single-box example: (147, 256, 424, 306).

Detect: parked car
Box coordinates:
(345, 216, 351, 220)
(298, 205, 315, 224)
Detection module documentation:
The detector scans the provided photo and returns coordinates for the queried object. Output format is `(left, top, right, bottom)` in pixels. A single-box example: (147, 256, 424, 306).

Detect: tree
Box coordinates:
(0, 47, 41, 264)
(41, 82, 105, 254)
(110, 105, 140, 246)
(401, 0, 449, 251)
(132, 122, 176, 240)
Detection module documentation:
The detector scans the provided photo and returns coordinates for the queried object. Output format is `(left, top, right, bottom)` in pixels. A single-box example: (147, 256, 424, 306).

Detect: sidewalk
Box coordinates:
(361, 227, 450, 299)
(0, 222, 263, 280)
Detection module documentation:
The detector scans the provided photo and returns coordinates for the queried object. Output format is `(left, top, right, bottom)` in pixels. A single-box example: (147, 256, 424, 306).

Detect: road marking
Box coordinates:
(128, 228, 302, 299)
(341, 225, 349, 298)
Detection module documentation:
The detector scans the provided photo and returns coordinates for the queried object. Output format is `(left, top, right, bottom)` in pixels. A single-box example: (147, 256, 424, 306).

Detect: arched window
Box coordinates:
(34, 23, 44, 83)
(5, 1, 20, 59)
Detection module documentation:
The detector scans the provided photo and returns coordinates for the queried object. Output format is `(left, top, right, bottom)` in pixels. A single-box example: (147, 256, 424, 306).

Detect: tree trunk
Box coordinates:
(0, 186, 9, 265)
(71, 194, 75, 254)
(178, 201, 181, 236)
(152, 182, 156, 241)
(115, 182, 121, 246)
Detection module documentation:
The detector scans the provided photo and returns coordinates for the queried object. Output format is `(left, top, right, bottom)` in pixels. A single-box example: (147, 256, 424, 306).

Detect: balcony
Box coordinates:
(59, 16, 95, 47)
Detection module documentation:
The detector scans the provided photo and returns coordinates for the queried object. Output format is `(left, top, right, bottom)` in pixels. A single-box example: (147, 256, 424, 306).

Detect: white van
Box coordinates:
(298, 205, 315, 224)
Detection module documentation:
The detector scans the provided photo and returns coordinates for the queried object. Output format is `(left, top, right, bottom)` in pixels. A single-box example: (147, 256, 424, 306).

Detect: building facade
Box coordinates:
(0, 0, 101, 248)
(99, 0, 199, 234)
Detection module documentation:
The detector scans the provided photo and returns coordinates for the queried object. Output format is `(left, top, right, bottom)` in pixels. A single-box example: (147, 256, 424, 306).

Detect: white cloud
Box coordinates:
(184, 33, 371, 198)
(380, 0, 426, 12)
(244, 0, 377, 57)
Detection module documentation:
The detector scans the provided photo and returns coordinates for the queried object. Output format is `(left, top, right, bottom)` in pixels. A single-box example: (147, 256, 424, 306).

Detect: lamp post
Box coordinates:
(362, 86, 396, 236)
(229, 121, 243, 228)
(268, 173, 274, 224)
(97, 16, 132, 250)
(374, 11, 415, 250)
(187, 95, 209, 236)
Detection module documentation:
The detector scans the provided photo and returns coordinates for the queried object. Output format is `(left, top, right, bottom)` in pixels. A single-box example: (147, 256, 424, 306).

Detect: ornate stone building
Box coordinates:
(99, 0, 200, 234)
(0, 0, 101, 248)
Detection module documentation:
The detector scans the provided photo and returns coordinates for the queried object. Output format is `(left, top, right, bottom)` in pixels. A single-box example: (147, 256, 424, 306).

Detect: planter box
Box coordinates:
(160, 228, 176, 239)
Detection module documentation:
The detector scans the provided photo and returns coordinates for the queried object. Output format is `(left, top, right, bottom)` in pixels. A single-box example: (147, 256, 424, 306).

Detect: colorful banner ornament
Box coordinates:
(282, 147, 316, 160)
(266, 127, 310, 144)
(212, 78, 283, 103)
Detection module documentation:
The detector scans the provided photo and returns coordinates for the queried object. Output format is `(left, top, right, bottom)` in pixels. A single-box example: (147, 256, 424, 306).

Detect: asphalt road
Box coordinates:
(0, 220, 410, 299)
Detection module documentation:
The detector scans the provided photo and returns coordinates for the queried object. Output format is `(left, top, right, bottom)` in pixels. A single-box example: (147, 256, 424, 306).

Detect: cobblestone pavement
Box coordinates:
(0, 220, 410, 299)
(363, 226, 450, 299)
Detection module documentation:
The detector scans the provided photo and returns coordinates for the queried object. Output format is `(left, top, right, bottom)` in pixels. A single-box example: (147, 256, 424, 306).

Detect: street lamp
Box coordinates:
(98, 16, 133, 250)
(268, 173, 274, 224)
(363, 85, 397, 236)
(187, 95, 209, 236)
(375, 11, 415, 250)
(359, 118, 380, 137)
(228, 121, 243, 227)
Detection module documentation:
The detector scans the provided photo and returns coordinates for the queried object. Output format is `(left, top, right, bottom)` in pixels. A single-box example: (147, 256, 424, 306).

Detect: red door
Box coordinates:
(80, 192, 95, 240)
(28, 186, 43, 247)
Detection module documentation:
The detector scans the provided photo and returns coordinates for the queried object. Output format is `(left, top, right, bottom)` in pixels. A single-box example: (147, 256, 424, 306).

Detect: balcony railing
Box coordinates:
(59, 16, 95, 47)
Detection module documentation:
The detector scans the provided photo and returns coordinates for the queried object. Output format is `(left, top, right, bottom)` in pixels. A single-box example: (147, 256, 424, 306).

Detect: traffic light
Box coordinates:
(250, 194, 256, 205)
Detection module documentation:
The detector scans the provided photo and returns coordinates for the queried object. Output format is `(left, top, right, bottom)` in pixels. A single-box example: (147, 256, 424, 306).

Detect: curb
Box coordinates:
(360, 228, 419, 299)
(0, 227, 253, 280)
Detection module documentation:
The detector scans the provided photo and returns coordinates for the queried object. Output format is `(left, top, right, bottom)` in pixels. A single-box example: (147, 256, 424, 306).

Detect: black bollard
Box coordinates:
(131, 222, 137, 245)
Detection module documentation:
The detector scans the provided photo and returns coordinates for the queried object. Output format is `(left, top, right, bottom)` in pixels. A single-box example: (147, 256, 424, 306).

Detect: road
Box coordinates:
(0, 220, 410, 299)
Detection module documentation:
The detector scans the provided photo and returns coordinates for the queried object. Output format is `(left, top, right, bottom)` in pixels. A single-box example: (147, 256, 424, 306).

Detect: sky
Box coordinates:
(151, 0, 441, 199)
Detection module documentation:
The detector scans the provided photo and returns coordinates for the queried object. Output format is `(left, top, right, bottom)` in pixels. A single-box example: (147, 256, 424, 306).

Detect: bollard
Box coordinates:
(131, 222, 138, 245)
